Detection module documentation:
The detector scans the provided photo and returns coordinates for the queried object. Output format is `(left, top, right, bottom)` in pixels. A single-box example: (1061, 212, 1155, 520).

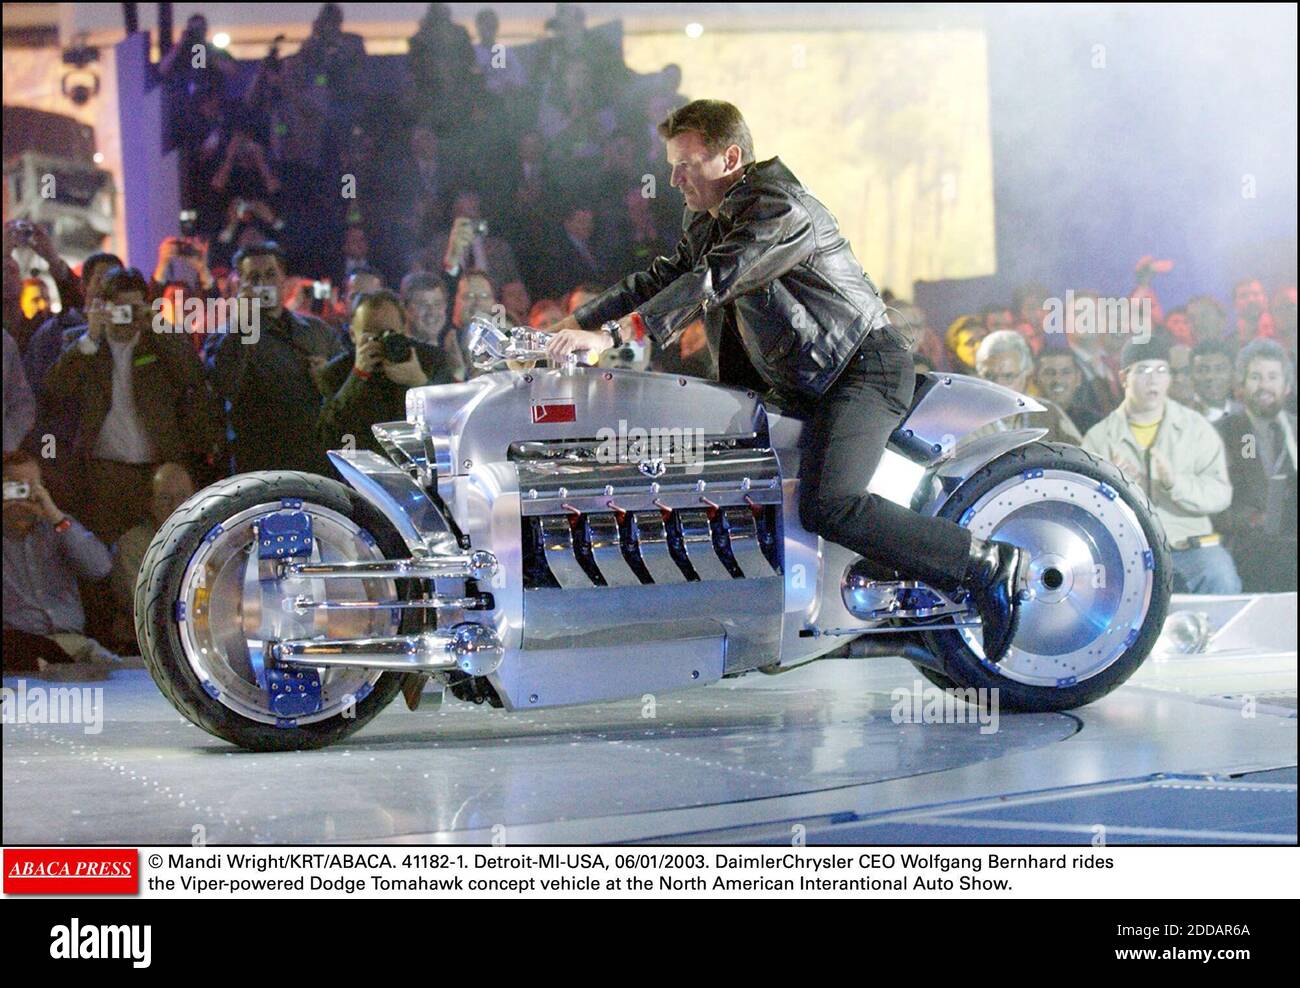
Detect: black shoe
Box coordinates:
(963, 537, 1029, 664)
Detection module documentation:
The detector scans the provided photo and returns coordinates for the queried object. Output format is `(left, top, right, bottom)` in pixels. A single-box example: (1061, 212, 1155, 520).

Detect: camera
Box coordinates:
(110, 304, 135, 324)
(472, 219, 489, 237)
(252, 285, 279, 307)
(179, 209, 198, 237)
(311, 280, 332, 301)
(3, 480, 32, 502)
(381, 331, 413, 363)
(12, 219, 35, 245)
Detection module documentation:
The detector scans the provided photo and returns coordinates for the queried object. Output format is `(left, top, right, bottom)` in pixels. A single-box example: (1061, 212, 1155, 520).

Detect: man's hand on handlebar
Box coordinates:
(546, 326, 613, 361)
(544, 313, 636, 362)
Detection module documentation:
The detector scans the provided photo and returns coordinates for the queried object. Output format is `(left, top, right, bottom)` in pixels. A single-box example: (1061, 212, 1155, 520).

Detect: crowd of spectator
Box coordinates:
(158, 3, 683, 303)
(2, 4, 1297, 673)
(892, 266, 1297, 597)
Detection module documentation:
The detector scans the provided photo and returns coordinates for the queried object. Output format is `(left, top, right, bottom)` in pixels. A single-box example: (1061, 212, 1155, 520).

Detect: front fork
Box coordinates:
(242, 506, 504, 718)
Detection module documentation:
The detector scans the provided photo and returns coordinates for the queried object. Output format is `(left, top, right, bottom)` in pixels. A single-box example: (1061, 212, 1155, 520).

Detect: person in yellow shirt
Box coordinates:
(1082, 335, 1241, 594)
(1128, 415, 1161, 450)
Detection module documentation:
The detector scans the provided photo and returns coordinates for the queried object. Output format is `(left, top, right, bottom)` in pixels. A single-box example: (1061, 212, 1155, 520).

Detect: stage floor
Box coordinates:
(4, 601, 1294, 846)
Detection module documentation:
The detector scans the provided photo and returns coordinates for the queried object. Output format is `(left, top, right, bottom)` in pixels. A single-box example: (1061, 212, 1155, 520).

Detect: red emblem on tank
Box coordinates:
(531, 402, 576, 424)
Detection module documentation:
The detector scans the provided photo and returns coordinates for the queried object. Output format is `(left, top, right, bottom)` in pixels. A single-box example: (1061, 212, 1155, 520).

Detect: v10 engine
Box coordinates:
(513, 437, 783, 589)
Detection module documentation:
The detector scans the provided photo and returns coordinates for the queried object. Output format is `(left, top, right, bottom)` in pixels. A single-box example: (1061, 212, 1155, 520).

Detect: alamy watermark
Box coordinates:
(1042, 290, 1152, 344)
(150, 290, 264, 345)
(891, 680, 1000, 734)
(595, 419, 709, 476)
(2, 680, 104, 735)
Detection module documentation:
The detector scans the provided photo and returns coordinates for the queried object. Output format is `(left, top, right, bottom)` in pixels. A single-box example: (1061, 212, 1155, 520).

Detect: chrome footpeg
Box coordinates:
(842, 568, 973, 621)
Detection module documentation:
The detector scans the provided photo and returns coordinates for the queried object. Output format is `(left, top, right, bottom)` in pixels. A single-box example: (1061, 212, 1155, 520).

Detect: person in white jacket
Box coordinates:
(1082, 335, 1241, 594)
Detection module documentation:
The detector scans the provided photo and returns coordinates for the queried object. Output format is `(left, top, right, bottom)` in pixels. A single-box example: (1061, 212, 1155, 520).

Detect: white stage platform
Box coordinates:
(3, 595, 1295, 846)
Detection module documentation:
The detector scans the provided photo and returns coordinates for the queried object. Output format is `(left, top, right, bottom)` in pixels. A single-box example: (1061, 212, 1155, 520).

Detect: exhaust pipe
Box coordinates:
(846, 633, 947, 672)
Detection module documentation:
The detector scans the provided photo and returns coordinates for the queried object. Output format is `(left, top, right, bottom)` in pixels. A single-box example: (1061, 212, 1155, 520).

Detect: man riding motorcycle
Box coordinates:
(546, 99, 1028, 662)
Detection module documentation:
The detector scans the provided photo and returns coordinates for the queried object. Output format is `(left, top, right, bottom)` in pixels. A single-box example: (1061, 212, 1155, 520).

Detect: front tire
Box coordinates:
(919, 442, 1172, 711)
(135, 471, 409, 751)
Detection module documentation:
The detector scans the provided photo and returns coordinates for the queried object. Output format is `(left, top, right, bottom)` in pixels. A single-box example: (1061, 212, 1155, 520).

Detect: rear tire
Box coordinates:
(135, 471, 408, 751)
(919, 442, 1171, 711)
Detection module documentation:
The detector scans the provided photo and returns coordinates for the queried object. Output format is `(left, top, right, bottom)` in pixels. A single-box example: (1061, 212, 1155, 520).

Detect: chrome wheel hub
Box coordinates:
(177, 502, 401, 725)
(957, 471, 1155, 686)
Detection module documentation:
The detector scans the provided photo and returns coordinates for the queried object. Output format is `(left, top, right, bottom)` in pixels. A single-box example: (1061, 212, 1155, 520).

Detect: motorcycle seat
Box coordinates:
(762, 373, 932, 423)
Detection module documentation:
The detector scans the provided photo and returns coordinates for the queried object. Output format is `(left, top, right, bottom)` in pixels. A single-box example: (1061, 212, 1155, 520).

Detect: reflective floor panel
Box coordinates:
(3, 631, 1294, 845)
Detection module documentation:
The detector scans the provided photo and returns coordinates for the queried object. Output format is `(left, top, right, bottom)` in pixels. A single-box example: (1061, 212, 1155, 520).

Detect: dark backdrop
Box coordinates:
(919, 3, 1297, 330)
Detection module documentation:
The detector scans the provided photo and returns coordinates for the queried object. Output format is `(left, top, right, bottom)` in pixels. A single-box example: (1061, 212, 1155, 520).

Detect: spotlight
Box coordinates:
(93, 152, 105, 164)
(685, 22, 704, 39)
(211, 32, 231, 49)
(61, 71, 101, 107)
(61, 35, 101, 106)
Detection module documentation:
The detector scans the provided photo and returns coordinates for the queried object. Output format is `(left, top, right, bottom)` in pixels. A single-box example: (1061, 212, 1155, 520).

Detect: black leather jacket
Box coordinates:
(573, 156, 891, 399)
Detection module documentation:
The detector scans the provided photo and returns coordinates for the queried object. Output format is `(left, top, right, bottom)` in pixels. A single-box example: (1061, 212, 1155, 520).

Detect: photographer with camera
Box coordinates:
(317, 289, 451, 454)
(44, 266, 221, 544)
(21, 252, 123, 506)
(25, 253, 122, 378)
(153, 235, 214, 296)
(208, 242, 341, 475)
(293, 277, 344, 329)
(3, 449, 117, 673)
(4, 219, 84, 350)
(153, 229, 218, 351)
(212, 196, 283, 262)
(427, 191, 521, 288)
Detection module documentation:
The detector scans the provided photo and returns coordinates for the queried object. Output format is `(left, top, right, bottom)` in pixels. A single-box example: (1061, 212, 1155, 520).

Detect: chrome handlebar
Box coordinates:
(464, 315, 649, 373)
(465, 316, 567, 370)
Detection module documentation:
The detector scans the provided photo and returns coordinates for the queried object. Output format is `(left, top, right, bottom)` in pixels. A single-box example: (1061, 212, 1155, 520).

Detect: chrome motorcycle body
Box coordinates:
(137, 320, 1171, 750)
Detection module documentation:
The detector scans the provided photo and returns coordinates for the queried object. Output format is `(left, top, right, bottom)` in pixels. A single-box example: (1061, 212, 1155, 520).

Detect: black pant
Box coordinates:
(798, 333, 972, 590)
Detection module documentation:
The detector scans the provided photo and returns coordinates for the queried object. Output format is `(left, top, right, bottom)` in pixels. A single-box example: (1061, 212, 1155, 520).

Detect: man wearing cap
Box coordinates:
(545, 99, 1030, 662)
(1081, 335, 1241, 594)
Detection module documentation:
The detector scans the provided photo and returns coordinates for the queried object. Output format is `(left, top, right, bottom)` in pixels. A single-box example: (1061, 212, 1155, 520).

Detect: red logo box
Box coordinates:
(4, 849, 138, 894)
(531, 402, 576, 424)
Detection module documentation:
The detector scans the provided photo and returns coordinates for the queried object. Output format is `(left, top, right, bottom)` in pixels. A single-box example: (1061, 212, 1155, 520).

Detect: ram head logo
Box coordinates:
(637, 457, 667, 479)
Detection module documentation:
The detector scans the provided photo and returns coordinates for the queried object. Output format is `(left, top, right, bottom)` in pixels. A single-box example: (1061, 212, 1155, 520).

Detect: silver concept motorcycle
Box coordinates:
(136, 319, 1171, 751)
